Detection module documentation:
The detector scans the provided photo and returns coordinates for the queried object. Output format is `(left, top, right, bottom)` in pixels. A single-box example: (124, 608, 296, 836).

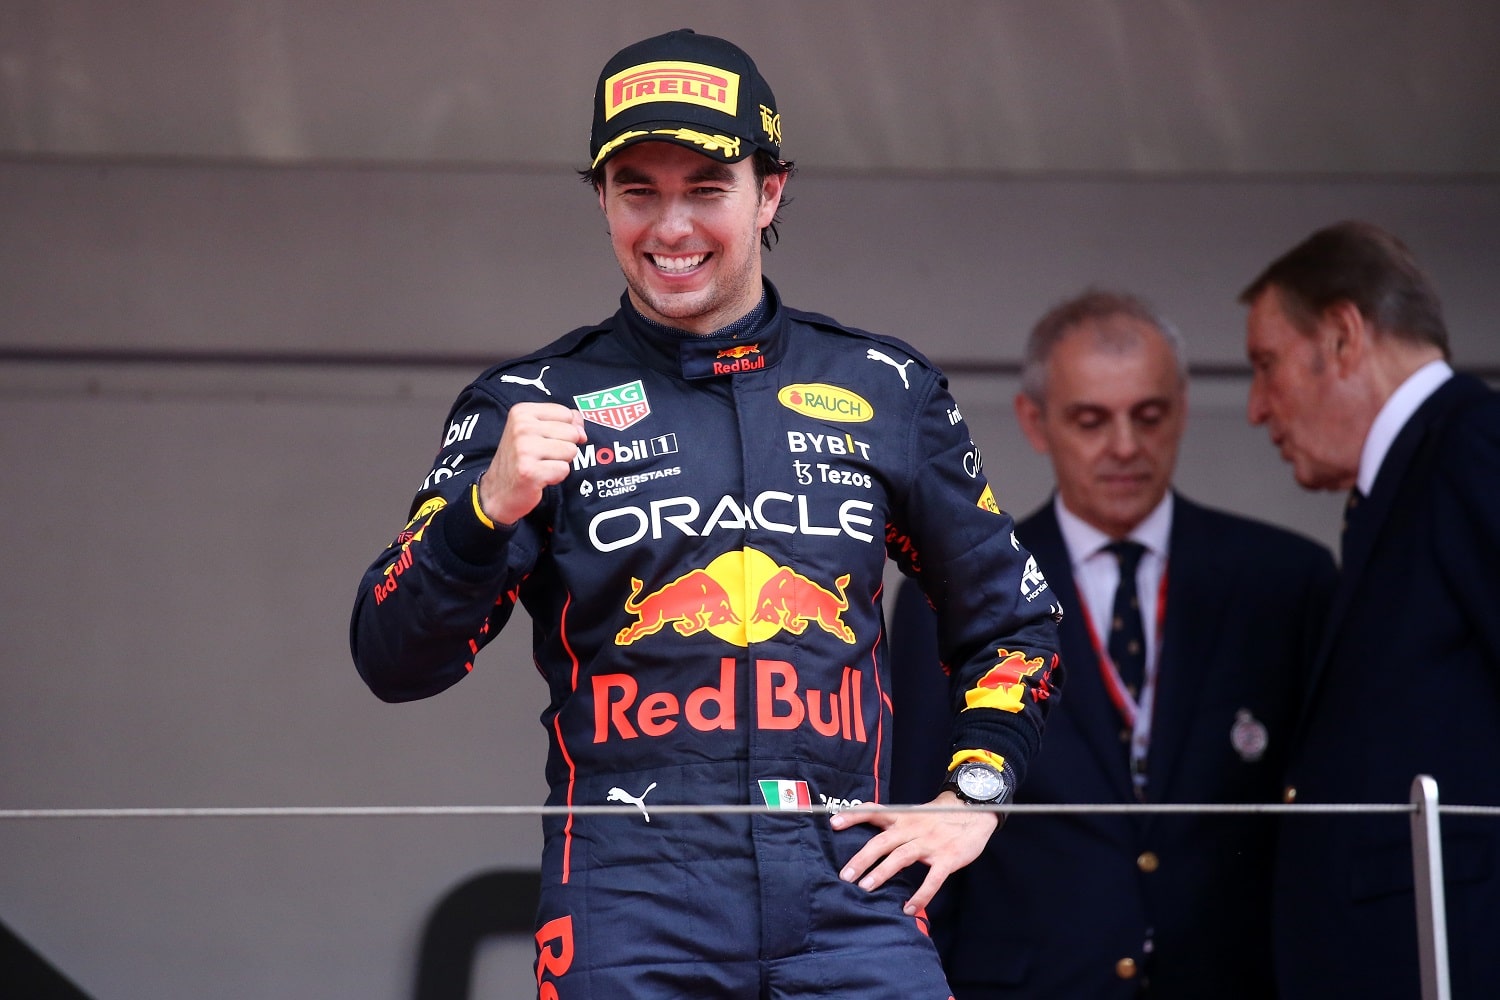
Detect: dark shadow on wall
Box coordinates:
(0, 919, 93, 998)
(414, 869, 540, 1000)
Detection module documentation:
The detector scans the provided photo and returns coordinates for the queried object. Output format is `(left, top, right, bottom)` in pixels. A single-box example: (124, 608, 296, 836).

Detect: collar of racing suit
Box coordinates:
(616, 279, 789, 380)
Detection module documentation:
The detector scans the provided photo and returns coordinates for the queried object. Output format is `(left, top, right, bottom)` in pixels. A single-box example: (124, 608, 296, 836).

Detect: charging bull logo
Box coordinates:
(616, 570, 742, 644)
(712, 343, 765, 374)
(752, 569, 855, 643)
(964, 649, 1059, 714)
(616, 548, 855, 647)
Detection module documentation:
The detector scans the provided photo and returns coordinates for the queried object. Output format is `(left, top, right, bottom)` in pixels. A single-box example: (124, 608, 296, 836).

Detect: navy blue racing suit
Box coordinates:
(351, 281, 1062, 998)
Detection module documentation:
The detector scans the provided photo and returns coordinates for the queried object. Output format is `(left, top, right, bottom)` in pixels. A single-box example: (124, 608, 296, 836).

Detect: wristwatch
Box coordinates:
(942, 760, 1012, 805)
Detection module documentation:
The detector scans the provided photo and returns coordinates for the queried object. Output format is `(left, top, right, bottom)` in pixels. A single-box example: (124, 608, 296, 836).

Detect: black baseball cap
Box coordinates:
(589, 28, 782, 170)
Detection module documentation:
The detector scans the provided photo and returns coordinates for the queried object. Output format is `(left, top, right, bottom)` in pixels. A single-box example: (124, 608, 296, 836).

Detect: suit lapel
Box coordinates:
(1305, 375, 1489, 715)
(1020, 506, 1138, 798)
(1144, 497, 1231, 806)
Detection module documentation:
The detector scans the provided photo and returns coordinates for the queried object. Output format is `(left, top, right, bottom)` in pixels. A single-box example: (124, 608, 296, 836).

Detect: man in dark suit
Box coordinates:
(1241, 220, 1500, 999)
(890, 289, 1336, 998)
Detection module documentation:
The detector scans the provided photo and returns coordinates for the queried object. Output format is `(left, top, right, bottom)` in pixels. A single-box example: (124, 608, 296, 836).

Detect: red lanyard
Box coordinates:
(1074, 563, 1170, 727)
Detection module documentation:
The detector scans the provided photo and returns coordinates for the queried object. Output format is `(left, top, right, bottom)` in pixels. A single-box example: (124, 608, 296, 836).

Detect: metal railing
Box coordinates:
(2, 774, 1487, 999)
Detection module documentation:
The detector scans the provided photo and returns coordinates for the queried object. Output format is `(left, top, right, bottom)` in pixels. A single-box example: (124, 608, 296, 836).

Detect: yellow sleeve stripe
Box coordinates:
(948, 749, 1008, 773)
(471, 483, 496, 530)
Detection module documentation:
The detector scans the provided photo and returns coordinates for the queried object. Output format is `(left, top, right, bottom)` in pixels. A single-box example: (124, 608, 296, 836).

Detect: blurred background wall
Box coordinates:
(2, 2, 1498, 996)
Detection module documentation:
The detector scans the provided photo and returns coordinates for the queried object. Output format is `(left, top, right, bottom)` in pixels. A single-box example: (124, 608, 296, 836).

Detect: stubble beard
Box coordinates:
(622, 224, 764, 334)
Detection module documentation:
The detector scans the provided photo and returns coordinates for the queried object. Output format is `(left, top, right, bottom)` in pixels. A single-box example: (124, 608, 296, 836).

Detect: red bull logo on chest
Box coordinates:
(592, 657, 869, 745)
(615, 547, 856, 647)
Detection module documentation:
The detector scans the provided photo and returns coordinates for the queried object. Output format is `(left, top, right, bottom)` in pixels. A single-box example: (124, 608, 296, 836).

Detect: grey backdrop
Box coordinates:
(3, 3, 1499, 997)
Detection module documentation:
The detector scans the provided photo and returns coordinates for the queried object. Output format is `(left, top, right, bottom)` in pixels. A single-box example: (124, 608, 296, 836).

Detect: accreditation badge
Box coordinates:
(1231, 708, 1269, 763)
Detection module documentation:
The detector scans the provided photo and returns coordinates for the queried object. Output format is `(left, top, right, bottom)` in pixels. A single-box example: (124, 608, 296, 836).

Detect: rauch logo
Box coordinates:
(777, 384, 873, 423)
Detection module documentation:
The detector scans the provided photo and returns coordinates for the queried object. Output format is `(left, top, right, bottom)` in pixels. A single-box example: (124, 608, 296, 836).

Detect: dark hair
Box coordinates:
(1020, 288, 1187, 404)
(1239, 220, 1449, 358)
(580, 150, 796, 249)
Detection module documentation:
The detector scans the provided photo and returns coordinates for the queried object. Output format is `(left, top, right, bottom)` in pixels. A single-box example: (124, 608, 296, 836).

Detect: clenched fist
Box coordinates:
(478, 402, 587, 526)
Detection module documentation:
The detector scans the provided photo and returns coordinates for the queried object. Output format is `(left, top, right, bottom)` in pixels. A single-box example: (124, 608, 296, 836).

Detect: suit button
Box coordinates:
(1137, 851, 1159, 873)
(1283, 785, 1297, 803)
(1119, 728, 1131, 744)
(1115, 957, 1137, 979)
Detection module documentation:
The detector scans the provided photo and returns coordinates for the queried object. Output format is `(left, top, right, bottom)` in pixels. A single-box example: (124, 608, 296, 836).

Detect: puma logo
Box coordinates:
(606, 781, 658, 823)
(866, 349, 914, 389)
(500, 365, 552, 396)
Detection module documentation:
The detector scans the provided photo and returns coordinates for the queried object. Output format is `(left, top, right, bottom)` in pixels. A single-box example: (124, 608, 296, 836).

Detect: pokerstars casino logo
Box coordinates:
(777, 384, 873, 423)
(615, 547, 856, 648)
(575, 379, 651, 431)
(575, 433, 683, 499)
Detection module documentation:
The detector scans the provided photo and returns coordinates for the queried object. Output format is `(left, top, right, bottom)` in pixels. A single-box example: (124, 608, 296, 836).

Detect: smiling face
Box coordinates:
(1245, 286, 1365, 491)
(1016, 318, 1186, 539)
(599, 142, 786, 335)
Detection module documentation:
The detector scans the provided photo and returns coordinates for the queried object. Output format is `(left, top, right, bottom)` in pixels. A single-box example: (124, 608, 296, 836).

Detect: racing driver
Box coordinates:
(351, 27, 1063, 999)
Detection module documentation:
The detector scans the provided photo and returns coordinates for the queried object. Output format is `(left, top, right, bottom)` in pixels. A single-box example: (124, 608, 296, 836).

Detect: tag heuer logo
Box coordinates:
(574, 379, 651, 431)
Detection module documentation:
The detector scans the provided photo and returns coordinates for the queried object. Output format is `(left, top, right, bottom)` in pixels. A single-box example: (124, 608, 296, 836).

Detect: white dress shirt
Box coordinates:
(1055, 491, 1173, 670)
(1357, 359, 1453, 496)
(1054, 492, 1173, 794)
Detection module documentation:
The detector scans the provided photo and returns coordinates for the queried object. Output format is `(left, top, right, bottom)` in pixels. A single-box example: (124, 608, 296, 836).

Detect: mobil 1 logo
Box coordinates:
(574, 433, 679, 471)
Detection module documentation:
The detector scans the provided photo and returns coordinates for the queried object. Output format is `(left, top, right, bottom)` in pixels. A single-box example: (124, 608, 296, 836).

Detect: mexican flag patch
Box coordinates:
(758, 779, 812, 811)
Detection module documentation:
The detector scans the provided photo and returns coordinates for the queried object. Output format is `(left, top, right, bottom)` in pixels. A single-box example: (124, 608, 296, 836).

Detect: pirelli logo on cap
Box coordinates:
(605, 60, 740, 120)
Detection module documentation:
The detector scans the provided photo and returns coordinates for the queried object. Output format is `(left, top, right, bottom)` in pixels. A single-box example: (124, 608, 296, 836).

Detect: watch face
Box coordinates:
(957, 763, 1005, 802)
